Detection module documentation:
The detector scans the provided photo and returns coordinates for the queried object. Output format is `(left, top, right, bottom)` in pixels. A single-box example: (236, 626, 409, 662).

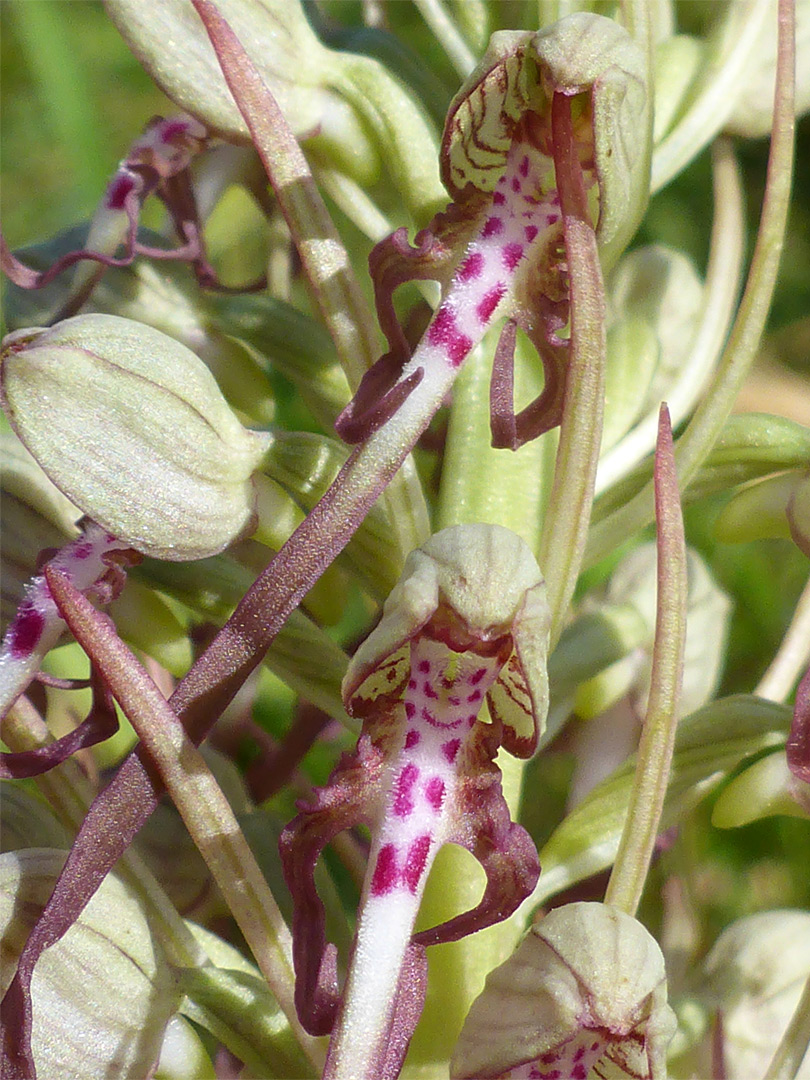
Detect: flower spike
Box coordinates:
(281, 524, 550, 1079)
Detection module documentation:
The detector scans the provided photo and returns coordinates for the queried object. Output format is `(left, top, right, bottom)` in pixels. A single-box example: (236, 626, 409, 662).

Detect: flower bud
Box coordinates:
(575, 543, 730, 721)
(0, 848, 182, 1080)
(712, 748, 810, 827)
(714, 469, 810, 556)
(1, 314, 270, 560)
(700, 909, 810, 1080)
(724, 0, 810, 137)
(451, 901, 676, 1079)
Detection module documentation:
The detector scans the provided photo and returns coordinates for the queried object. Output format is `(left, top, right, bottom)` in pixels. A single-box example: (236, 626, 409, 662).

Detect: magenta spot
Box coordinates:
(370, 844, 398, 896)
(511, 176, 522, 193)
(405, 728, 420, 749)
(394, 762, 419, 818)
(458, 252, 484, 281)
(442, 739, 461, 764)
(428, 306, 473, 366)
(423, 680, 438, 700)
(405, 701, 416, 719)
(590, 1042, 600, 1053)
(525, 225, 539, 243)
(408, 678, 417, 689)
(573, 1047, 585, 1063)
(470, 667, 488, 685)
(482, 216, 504, 239)
(159, 118, 189, 143)
(105, 172, 136, 211)
(448, 696, 461, 706)
(520, 155, 530, 178)
(425, 776, 445, 810)
(402, 835, 431, 892)
(9, 605, 45, 660)
(418, 659, 431, 674)
(503, 243, 525, 271)
(476, 283, 507, 324)
(571, 1066, 587, 1080)
(493, 191, 506, 206)
(540, 1053, 558, 1065)
(71, 542, 93, 560)
(421, 706, 437, 726)
(467, 689, 482, 702)
(538, 1072, 561, 1080)
(467, 714, 477, 727)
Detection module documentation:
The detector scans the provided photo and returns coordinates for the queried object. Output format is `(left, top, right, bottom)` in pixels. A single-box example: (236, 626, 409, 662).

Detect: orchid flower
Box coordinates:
(280, 523, 551, 1079)
(0, 114, 217, 320)
(336, 13, 650, 451)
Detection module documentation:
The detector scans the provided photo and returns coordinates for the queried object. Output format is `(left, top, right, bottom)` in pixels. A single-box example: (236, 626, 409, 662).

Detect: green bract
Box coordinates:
(0, 313, 270, 560)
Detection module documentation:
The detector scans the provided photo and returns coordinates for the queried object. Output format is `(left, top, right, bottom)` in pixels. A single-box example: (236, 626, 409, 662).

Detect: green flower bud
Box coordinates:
(451, 902, 676, 1079)
(700, 909, 810, 1080)
(714, 469, 810, 555)
(1, 314, 270, 560)
(575, 543, 731, 721)
(712, 748, 810, 827)
(0, 848, 182, 1080)
(724, 0, 810, 137)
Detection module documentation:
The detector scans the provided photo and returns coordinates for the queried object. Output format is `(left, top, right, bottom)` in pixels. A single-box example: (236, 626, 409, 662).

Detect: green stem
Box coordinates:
(587, 0, 795, 570)
(604, 408, 687, 917)
(413, 0, 476, 78)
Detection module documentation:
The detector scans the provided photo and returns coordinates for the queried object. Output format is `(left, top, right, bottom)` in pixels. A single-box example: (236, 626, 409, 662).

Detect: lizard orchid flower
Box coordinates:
(280, 523, 551, 1079)
(336, 13, 649, 450)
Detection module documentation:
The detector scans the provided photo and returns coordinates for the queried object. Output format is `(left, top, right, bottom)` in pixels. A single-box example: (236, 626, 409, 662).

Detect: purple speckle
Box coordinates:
(370, 844, 398, 896)
(470, 667, 488, 685)
(9, 605, 46, 659)
(503, 243, 525, 271)
(482, 216, 504, 239)
(476, 283, 507, 324)
(458, 252, 484, 281)
(571, 1066, 587, 1080)
(71, 542, 93, 560)
(425, 776, 445, 810)
(393, 762, 419, 818)
(493, 191, 506, 206)
(402, 835, 431, 892)
(427, 307, 471, 367)
(423, 680, 438, 700)
(511, 176, 522, 193)
(525, 225, 539, 243)
(467, 689, 482, 702)
(159, 118, 189, 143)
(405, 701, 416, 719)
(408, 678, 417, 689)
(418, 659, 431, 674)
(519, 155, 530, 178)
(404, 728, 420, 749)
(441, 739, 461, 764)
(105, 172, 136, 211)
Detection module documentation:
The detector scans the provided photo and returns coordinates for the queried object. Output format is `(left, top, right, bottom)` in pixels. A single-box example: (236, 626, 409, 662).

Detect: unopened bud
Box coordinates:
(452, 901, 676, 1079)
(1, 314, 270, 560)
